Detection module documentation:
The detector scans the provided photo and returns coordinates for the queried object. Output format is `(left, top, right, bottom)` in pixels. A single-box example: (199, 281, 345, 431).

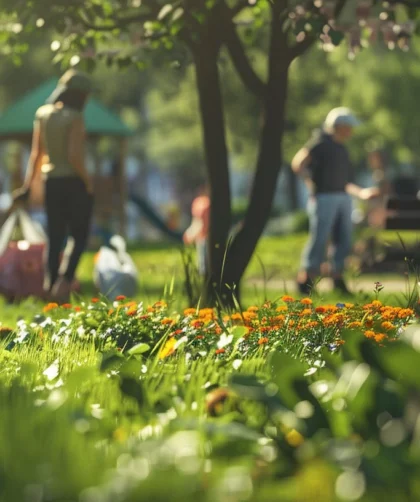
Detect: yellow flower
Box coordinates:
(286, 429, 305, 447)
(159, 338, 176, 359)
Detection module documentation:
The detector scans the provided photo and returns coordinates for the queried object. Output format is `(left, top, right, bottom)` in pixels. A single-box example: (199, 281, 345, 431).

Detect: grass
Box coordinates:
(0, 289, 419, 501)
(1, 230, 418, 326)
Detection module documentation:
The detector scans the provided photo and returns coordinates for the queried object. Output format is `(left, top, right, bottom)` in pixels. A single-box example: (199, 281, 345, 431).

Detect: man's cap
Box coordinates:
(324, 107, 361, 130)
(46, 70, 95, 104)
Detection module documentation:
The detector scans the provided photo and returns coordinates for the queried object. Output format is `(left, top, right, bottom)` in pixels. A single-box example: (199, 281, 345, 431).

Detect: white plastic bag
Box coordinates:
(94, 235, 138, 299)
(0, 209, 47, 257)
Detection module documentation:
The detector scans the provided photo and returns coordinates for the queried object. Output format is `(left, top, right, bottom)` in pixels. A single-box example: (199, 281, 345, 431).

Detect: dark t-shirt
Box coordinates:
(306, 130, 354, 194)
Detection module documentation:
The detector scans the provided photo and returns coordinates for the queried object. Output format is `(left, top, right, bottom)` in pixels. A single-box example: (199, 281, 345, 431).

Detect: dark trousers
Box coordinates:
(45, 177, 93, 290)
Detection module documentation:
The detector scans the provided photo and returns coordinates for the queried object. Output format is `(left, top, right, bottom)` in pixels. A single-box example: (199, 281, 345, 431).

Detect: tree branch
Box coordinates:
(223, 15, 266, 97)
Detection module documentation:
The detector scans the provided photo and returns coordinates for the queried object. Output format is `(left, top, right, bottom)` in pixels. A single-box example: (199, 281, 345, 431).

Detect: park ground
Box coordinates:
(1, 230, 418, 325)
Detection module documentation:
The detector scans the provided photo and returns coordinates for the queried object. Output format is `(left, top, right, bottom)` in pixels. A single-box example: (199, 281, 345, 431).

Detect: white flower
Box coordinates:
(217, 333, 233, 349)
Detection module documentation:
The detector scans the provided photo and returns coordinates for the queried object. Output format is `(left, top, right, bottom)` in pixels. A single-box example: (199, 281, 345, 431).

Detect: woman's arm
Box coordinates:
(13, 120, 44, 201)
(68, 116, 93, 193)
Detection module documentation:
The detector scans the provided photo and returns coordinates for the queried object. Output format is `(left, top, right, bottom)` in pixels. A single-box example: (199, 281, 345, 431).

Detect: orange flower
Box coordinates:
(299, 309, 313, 317)
(276, 306, 288, 312)
(258, 337, 269, 345)
(127, 306, 137, 316)
(215, 326, 223, 335)
(43, 303, 58, 313)
(372, 300, 382, 308)
(170, 329, 183, 337)
(315, 306, 326, 313)
(364, 330, 376, 339)
(398, 308, 414, 319)
(61, 303, 72, 309)
(231, 313, 242, 321)
(184, 308, 197, 316)
(215, 348, 226, 355)
(274, 314, 285, 322)
(345, 303, 354, 308)
(74, 306, 81, 312)
(115, 295, 126, 301)
(91, 298, 100, 303)
(159, 338, 176, 359)
(191, 320, 204, 329)
(282, 295, 295, 303)
(199, 308, 214, 318)
(348, 321, 362, 329)
(301, 298, 313, 305)
(247, 306, 259, 313)
(124, 301, 137, 308)
(139, 314, 149, 320)
(381, 321, 395, 331)
(108, 308, 115, 316)
(243, 312, 257, 321)
(161, 318, 174, 326)
(154, 301, 167, 308)
(374, 333, 387, 343)
(196, 335, 204, 340)
(305, 321, 319, 329)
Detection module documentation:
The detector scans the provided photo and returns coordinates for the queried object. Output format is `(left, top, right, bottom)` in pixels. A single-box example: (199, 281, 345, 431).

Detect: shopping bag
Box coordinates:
(94, 235, 138, 299)
(0, 209, 47, 300)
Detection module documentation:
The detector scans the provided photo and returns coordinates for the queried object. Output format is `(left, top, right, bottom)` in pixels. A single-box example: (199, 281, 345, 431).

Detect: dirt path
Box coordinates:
(245, 276, 416, 295)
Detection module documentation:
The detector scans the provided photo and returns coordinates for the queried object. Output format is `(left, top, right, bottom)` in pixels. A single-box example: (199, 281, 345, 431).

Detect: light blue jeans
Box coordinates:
(301, 192, 353, 276)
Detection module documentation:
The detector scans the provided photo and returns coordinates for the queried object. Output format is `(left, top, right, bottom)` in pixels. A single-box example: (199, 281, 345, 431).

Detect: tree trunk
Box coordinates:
(222, 19, 291, 303)
(193, 43, 231, 304)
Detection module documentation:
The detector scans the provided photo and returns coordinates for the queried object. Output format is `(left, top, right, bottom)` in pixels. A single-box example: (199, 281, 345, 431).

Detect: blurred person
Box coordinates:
(292, 107, 379, 295)
(364, 149, 392, 228)
(13, 70, 94, 302)
(183, 185, 210, 276)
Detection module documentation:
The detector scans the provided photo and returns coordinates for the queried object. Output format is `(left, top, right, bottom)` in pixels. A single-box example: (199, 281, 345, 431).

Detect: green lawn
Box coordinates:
(1, 231, 418, 326)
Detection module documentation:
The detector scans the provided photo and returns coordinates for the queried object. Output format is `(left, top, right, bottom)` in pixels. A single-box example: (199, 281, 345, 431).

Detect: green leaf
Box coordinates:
(128, 343, 150, 355)
(100, 350, 124, 372)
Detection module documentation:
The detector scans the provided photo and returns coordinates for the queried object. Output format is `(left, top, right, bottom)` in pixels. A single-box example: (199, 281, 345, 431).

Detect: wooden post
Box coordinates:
(117, 138, 128, 238)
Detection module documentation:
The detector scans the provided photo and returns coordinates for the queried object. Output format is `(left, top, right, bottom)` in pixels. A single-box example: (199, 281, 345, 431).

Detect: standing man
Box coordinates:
(292, 107, 379, 295)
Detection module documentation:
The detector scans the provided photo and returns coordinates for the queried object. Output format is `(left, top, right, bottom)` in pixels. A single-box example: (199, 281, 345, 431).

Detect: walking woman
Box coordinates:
(13, 70, 94, 302)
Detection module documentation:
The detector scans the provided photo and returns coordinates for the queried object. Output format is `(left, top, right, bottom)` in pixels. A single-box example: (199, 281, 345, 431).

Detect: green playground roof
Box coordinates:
(0, 78, 133, 140)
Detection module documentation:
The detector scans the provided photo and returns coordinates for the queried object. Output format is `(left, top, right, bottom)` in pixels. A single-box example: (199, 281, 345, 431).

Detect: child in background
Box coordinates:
(183, 186, 210, 276)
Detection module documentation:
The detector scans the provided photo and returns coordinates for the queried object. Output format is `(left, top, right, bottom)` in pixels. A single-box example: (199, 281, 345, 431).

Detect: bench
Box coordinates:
(385, 197, 420, 230)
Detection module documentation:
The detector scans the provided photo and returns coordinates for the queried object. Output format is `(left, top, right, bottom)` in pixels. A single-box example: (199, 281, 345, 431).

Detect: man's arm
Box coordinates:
(346, 183, 380, 200)
(291, 147, 314, 192)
